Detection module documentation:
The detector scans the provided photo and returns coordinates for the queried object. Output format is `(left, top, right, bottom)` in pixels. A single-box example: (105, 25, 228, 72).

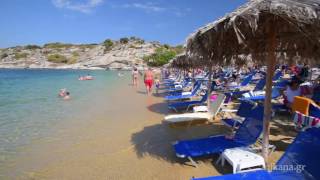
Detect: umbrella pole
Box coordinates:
(262, 22, 277, 167)
(207, 65, 213, 103)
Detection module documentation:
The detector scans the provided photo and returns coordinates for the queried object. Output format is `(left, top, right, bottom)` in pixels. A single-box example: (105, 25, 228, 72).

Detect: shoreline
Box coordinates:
(1, 72, 294, 179)
(0, 67, 137, 71)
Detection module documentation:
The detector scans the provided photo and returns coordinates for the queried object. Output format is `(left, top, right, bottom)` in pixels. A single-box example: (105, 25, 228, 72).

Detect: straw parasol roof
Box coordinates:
(170, 53, 206, 69)
(185, 0, 320, 165)
(187, 0, 320, 64)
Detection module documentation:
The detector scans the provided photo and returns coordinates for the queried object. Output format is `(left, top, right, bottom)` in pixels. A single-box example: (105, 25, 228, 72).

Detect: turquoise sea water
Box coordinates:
(0, 69, 124, 169)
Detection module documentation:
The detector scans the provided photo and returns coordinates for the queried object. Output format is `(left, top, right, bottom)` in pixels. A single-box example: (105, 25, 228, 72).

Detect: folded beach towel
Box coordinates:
(291, 96, 314, 115)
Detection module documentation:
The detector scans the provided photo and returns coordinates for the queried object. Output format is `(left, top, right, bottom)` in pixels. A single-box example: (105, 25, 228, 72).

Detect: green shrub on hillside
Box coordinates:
(129, 36, 145, 44)
(163, 44, 170, 49)
(44, 43, 73, 49)
(72, 52, 79, 57)
(103, 39, 113, 51)
(68, 52, 79, 64)
(14, 52, 28, 59)
(129, 45, 136, 49)
(25, 45, 41, 50)
(172, 45, 185, 54)
(1, 53, 8, 59)
(143, 47, 176, 67)
(47, 54, 68, 63)
(137, 39, 145, 44)
(130, 36, 138, 40)
(120, 37, 129, 44)
(78, 44, 96, 49)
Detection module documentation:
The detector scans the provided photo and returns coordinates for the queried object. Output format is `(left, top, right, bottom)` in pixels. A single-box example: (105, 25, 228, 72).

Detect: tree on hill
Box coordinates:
(103, 39, 114, 51)
(120, 37, 129, 44)
(143, 47, 176, 67)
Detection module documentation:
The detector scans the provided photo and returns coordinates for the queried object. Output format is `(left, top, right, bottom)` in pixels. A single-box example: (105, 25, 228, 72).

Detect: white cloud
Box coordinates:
(52, 0, 104, 13)
(122, 2, 166, 12)
(114, 2, 191, 17)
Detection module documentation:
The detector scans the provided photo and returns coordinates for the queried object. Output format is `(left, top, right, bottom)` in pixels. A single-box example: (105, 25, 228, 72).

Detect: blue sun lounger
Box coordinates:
(309, 103, 320, 118)
(253, 78, 266, 91)
(165, 81, 202, 101)
(192, 127, 320, 180)
(227, 78, 266, 98)
(164, 80, 191, 93)
(173, 105, 264, 167)
(272, 71, 282, 82)
(168, 82, 216, 112)
(227, 74, 254, 90)
(168, 92, 208, 112)
(239, 88, 281, 102)
(221, 100, 258, 129)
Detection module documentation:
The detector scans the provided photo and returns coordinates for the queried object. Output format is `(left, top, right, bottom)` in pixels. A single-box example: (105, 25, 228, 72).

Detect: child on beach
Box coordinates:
(155, 77, 160, 94)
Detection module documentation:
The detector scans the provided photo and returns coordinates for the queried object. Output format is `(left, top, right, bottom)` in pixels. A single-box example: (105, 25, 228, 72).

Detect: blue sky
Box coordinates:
(0, 0, 246, 48)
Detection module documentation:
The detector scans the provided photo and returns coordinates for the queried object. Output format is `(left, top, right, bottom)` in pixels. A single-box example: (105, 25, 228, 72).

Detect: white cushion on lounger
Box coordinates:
(164, 113, 211, 123)
(175, 85, 183, 89)
(243, 91, 265, 98)
(182, 92, 192, 96)
(193, 106, 208, 112)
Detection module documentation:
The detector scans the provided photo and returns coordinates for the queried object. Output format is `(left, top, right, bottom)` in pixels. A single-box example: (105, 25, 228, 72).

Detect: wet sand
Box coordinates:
(5, 76, 296, 179)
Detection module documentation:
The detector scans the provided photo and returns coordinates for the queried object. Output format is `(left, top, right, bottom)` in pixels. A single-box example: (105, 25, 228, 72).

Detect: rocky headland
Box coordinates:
(0, 37, 182, 70)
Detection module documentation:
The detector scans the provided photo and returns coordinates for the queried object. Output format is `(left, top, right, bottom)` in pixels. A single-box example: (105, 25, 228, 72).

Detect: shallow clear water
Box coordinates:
(0, 69, 123, 166)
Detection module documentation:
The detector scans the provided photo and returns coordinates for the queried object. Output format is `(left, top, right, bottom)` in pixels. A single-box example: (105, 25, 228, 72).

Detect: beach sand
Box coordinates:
(6, 76, 296, 180)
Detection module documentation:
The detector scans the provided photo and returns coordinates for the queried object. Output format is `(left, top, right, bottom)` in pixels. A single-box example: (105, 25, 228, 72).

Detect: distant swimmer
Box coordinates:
(118, 72, 124, 77)
(59, 88, 67, 97)
(78, 76, 85, 81)
(85, 74, 94, 80)
(63, 92, 71, 100)
(78, 74, 94, 80)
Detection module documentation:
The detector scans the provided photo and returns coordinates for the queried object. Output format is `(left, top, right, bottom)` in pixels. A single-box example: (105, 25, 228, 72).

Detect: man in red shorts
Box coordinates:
(144, 68, 154, 95)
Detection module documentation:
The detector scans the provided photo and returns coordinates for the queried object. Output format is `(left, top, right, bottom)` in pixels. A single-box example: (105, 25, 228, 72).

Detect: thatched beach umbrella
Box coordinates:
(186, 0, 320, 165)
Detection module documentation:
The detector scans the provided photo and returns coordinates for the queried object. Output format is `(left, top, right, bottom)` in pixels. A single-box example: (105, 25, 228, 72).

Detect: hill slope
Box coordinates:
(0, 38, 182, 70)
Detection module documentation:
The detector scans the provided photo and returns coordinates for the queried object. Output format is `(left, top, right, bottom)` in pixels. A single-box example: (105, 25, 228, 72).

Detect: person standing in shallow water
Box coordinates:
(132, 67, 139, 87)
(144, 68, 154, 95)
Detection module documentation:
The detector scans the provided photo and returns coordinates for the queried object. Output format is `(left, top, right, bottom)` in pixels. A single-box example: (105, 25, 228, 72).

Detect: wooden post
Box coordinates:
(262, 20, 277, 166)
(207, 64, 214, 104)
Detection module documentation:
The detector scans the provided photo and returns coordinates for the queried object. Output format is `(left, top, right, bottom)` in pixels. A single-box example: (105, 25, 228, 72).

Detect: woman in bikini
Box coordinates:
(132, 67, 139, 86)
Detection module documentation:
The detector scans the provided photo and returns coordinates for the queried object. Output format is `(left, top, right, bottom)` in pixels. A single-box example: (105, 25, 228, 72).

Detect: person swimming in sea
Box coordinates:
(85, 74, 93, 80)
(78, 74, 94, 80)
(59, 88, 67, 97)
(63, 92, 71, 100)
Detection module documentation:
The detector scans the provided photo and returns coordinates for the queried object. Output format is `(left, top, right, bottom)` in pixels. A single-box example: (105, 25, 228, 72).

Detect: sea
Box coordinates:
(0, 69, 126, 176)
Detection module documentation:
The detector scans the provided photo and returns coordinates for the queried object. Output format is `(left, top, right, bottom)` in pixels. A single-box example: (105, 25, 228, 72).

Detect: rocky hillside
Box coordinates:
(0, 37, 182, 70)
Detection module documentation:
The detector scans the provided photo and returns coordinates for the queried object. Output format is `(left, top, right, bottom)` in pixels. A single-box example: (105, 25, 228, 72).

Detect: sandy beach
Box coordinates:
(3, 76, 297, 180)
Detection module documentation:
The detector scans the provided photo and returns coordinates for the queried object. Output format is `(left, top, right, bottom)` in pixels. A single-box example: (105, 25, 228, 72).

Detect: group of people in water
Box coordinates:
(58, 88, 71, 100)
(58, 74, 96, 100)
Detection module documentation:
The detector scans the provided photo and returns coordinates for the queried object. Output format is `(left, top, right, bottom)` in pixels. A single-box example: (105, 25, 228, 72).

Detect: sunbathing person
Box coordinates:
(283, 79, 303, 108)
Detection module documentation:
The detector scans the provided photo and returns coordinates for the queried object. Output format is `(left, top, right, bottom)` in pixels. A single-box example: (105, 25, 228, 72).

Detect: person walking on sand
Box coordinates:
(144, 68, 154, 95)
(132, 67, 139, 86)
